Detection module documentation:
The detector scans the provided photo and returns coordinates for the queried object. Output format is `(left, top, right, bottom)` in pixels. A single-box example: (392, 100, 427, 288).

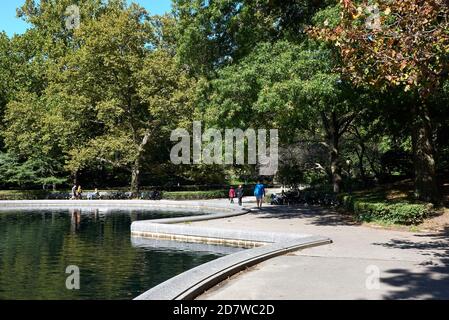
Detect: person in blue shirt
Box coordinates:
(254, 180, 266, 209)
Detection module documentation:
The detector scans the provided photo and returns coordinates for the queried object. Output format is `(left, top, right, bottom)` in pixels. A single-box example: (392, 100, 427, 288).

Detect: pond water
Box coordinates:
(0, 209, 230, 300)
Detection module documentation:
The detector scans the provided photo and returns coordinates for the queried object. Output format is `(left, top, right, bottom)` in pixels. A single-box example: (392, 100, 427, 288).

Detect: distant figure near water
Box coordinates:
(88, 188, 100, 200)
(71, 184, 77, 200)
(236, 185, 244, 206)
(77, 185, 83, 200)
(229, 186, 236, 204)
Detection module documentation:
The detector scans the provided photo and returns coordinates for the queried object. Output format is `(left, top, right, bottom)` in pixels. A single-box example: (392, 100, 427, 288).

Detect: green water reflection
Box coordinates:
(0, 209, 223, 300)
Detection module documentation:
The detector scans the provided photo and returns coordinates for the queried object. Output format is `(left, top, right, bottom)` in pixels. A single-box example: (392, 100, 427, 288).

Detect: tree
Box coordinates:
(0, 33, 12, 150)
(173, 0, 335, 76)
(64, 6, 195, 194)
(2, 89, 77, 187)
(206, 40, 366, 192)
(311, 0, 449, 202)
(0, 0, 120, 188)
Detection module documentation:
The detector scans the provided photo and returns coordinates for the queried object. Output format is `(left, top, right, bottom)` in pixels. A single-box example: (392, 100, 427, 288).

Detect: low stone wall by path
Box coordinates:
(0, 200, 246, 214)
(130, 202, 331, 300)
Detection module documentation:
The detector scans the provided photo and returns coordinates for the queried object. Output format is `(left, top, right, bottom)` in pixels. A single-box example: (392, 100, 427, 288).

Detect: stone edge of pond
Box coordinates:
(0, 200, 246, 214)
(131, 204, 332, 301)
(134, 236, 331, 300)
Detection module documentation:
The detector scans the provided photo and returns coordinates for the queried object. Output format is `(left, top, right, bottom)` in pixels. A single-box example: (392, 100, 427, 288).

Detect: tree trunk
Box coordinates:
(130, 157, 141, 198)
(130, 129, 152, 198)
(353, 127, 369, 185)
(330, 133, 342, 193)
(355, 146, 367, 185)
(322, 112, 343, 193)
(73, 171, 79, 186)
(411, 104, 439, 203)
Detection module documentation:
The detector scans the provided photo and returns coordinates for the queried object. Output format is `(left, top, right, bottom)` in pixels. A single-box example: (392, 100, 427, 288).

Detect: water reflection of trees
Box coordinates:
(0, 210, 220, 299)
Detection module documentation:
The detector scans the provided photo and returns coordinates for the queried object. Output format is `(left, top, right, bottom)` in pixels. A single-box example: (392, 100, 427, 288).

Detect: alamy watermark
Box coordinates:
(170, 121, 279, 176)
(66, 265, 80, 290)
(365, 265, 381, 290)
(65, 4, 81, 30)
(365, 5, 381, 31)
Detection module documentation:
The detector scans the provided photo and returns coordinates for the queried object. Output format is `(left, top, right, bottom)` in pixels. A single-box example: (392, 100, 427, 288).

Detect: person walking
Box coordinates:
(254, 180, 266, 209)
(77, 185, 83, 200)
(229, 186, 236, 204)
(236, 185, 244, 206)
(72, 184, 77, 200)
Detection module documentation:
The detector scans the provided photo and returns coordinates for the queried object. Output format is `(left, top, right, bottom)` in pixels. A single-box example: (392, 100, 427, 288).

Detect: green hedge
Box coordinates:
(0, 189, 232, 201)
(339, 194, 431, 225)
(0, 190, 51, 200)
(163, 190, 228, 200)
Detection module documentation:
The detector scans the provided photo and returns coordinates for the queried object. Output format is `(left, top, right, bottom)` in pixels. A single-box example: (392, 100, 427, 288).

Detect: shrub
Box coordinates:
(163, 190, 228, 200)
(0, 190, 51, 200)
(339, 194, 431, 225)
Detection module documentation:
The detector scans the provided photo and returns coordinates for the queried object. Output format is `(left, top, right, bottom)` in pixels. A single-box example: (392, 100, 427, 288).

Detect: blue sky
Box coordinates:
(0, 0, 173, 37)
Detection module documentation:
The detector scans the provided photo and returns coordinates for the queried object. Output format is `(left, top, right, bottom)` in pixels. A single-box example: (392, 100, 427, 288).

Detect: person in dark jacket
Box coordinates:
(236, 185, 244, 206)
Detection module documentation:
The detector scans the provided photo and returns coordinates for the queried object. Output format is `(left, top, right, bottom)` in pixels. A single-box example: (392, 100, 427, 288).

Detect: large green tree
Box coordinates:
(63, 5, 195, 194)
(205, 40, 366, 192)
(173, 0, 335, 76)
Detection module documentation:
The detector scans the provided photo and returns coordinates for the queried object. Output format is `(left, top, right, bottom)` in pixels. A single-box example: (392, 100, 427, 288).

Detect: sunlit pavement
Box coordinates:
(191, 200, 449, 300)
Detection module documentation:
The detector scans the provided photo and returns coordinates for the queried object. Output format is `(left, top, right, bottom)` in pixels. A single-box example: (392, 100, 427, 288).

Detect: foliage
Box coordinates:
(173, 0, 334, 75)
(0, 0, 448, 209)
(309, 0, 449, 202)
(61, 7, 195, 193)
(311, 0, 449, 96)
(163, 190, 228, 200)
(339, 193, 432, 225)
(0, 190, 59, 200)
(0, 152, 66, 187)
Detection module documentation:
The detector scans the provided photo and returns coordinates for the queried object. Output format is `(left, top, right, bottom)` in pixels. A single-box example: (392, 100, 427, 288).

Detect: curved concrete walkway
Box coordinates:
(192, 199, 449, 300)
(129, 200, 330, 300)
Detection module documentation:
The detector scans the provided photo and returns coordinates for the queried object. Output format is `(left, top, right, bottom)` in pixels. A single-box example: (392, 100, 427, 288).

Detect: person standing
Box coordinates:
(236, 185, 244, 206)
(77, 185, 83, 200)
(72, 184, 77, 200)
(254, 180, 266, 209)
(229, 186, 236, 204)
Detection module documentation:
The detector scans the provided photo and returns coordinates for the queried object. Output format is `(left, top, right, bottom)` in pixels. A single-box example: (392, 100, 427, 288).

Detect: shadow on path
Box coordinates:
(249, 205, 361, 227)
(373, 227, 449, 299)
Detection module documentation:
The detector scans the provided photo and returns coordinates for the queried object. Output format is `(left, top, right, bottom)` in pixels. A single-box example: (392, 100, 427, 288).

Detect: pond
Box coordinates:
(0, 208, 233, 300)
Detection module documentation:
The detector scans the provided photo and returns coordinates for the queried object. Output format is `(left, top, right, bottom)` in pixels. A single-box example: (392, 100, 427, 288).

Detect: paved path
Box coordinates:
(192, 199, 449, 300)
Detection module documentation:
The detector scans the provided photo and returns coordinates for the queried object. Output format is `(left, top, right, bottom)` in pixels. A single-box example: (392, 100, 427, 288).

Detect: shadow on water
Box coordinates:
(372, 227, 449, 299)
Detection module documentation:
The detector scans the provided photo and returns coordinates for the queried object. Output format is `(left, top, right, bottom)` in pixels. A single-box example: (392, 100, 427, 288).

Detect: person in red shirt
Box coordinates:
(229, 186, 236, 204)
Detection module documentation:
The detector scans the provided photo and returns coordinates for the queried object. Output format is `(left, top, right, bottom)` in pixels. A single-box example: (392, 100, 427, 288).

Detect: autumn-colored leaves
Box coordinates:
(309, 0, 449, 97)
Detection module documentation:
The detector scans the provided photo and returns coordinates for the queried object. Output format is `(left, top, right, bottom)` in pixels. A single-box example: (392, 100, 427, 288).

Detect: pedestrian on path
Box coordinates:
(229, 186, 236, 204)
(77, 185, 83, 200)
(236, 185, 244, 206)
(254, 181, 266, 209)
(71, 184, 77, 200)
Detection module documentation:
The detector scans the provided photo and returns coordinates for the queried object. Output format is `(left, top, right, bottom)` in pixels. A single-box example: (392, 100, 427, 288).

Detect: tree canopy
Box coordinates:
(0, 0, 448, 204)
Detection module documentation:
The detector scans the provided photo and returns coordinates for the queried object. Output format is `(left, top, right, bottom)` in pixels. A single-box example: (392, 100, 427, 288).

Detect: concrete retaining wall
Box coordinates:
(130, 202, 332, 300)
